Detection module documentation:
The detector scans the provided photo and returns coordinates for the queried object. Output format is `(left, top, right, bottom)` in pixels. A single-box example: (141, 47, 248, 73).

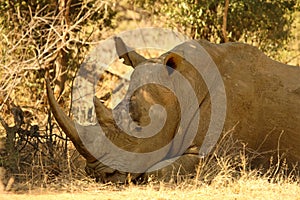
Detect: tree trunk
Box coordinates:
(54, 0, 71, 99)
(222, 0, 230, 43)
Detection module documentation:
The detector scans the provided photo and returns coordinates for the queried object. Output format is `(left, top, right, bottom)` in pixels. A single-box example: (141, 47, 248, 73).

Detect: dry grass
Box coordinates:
(0, 176, 299, 199)
(0, 129, 299, 199)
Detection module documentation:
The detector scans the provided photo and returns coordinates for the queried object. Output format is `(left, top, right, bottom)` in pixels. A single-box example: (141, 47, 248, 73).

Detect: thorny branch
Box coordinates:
(0, 0, 115, 112)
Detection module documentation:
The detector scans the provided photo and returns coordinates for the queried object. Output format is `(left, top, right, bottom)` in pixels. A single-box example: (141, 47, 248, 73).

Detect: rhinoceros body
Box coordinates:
(46, 39, 300, 183)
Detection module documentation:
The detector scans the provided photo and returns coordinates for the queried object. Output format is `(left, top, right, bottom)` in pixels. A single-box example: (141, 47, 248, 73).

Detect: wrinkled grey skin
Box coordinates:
(46, 39, 300, 183)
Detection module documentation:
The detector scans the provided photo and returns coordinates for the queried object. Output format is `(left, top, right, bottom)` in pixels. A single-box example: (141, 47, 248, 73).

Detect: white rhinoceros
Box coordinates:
(46, 38, 300, 183)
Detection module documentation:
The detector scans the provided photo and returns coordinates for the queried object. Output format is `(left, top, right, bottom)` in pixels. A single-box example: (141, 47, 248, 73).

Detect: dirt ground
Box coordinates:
(1, 178, 300, 200)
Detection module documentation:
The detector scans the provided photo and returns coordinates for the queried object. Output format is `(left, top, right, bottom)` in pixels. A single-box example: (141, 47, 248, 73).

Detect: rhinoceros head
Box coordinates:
(46, 38, 209, 182)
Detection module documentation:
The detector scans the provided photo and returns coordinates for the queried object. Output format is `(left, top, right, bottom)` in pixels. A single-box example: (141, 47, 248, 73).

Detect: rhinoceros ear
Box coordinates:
(114, 37, 146, 68)
(164, 52, 183, 75)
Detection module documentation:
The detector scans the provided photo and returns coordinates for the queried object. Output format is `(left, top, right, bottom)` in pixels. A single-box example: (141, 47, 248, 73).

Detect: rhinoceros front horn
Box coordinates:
(46, 79, 97, 163)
